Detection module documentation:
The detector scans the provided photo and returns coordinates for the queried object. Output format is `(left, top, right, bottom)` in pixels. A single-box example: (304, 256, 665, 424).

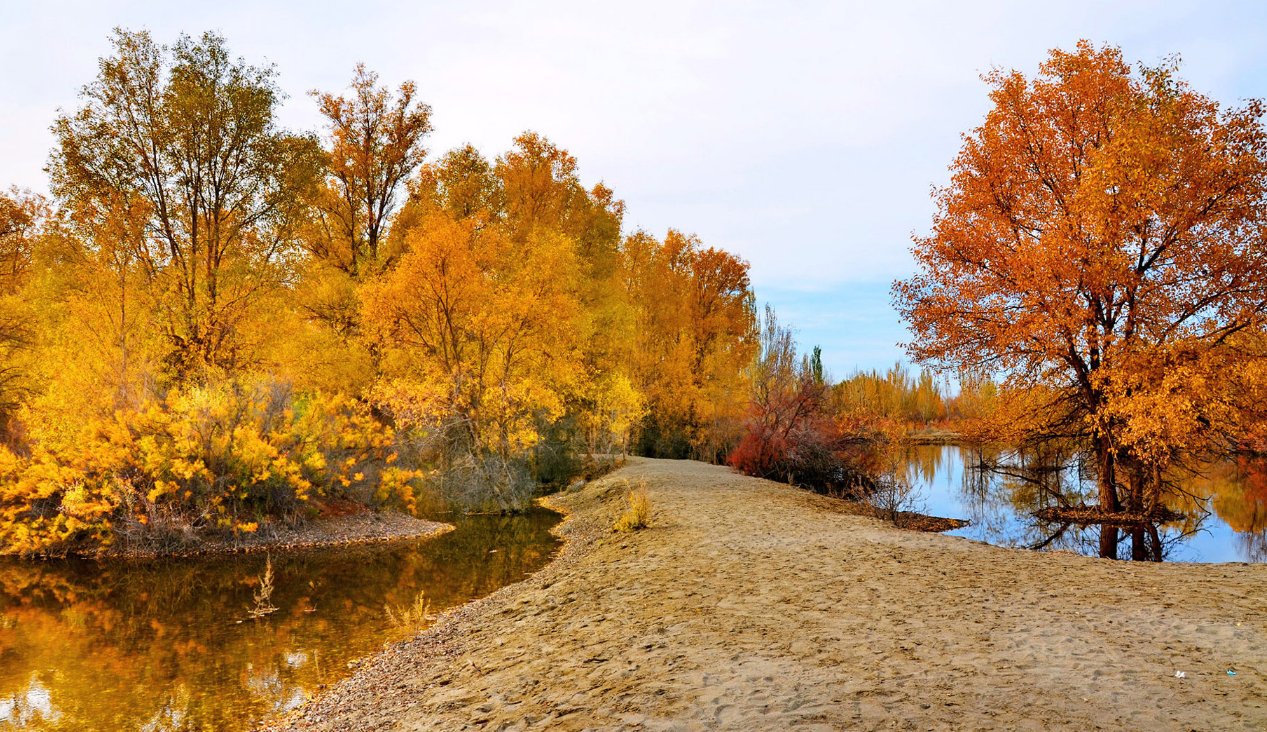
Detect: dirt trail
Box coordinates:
(270, 457, 1267, 730)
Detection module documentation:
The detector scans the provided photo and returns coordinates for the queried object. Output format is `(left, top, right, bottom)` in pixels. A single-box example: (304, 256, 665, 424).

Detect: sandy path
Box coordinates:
(270, 457, 1267, 730)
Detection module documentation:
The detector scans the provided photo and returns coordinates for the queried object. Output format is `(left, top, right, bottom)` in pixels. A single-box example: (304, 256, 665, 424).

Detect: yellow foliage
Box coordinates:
(363, 212, 582, 459)
(0, 376, 418, 556)
(613, 482, 651, 532)
(0, 49, 767, 538)
(577, 373, 646, 454)
(621, 230, 757, 460)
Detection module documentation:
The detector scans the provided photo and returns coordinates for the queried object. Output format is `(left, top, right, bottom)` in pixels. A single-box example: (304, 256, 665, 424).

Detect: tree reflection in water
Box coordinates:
(0, 509, 561, 731)
(900, 444, 1267, 563)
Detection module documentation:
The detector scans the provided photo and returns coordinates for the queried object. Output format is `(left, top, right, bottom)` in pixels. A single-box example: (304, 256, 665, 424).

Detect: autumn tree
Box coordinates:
(19, 193, 167, 456)
(0, 190, 38, 284)
(833, 364, 947, 431)
(49, 29, 322, 381)
(496, 133, 635, 467)
(308, 64, 432, 279)
(894, 42, 1267, 558)
(0, 190, 41, 439)
(410, 144, 504, 225)
(362, 211, 582, 510)
(0, 24, 773, 548)
(729, 305, 840, 487)
(624, 229, 757, 460)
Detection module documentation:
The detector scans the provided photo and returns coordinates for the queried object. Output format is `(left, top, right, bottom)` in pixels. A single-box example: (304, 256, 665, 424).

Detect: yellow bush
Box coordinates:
(613, 482, 651, 532)
(0, 376, 419, 556)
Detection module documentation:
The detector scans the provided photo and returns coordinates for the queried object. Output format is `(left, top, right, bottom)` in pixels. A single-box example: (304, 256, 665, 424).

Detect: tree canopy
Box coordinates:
(0, 29, 762, 555)
(894, 41, 1267, 556)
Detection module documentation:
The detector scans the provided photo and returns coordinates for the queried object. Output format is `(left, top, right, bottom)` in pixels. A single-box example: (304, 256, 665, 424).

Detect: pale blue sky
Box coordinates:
(2, 1, 1266, 375)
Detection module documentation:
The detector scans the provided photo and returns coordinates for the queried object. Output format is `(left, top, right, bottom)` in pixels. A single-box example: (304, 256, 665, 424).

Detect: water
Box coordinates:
(0, 508, 562, 731)
(903, 444, 1267, 563)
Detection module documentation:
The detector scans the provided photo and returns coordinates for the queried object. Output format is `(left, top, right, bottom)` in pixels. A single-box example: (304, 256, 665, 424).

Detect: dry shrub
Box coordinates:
(414, 453, 535, 514)
(582, 453, 624, 482)
(613, 481, 651, 532)
(867, 474, 921, 528)
(385, 590, 433, 632)
(247, 555, 278, 619)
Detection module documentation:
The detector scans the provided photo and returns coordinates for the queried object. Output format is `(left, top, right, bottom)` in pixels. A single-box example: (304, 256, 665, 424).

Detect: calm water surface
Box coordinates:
(0, 508, 562, 731)
(903, 445, 1267, 563)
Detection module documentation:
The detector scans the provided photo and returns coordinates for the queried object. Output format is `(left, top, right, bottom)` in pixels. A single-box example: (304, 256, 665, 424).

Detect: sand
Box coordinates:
(267, 457, 1267, 730)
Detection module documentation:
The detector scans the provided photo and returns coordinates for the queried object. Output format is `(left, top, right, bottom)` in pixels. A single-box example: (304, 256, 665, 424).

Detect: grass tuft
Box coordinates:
(247, 555, 279, 619)
(385, 590, 434, 632)
(613, 481, 651, 532)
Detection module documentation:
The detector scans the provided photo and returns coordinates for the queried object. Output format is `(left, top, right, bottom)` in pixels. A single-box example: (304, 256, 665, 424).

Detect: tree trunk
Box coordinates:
(1130, 525, 1147, 561)
(1100, 525, 1119, 560)
(1095, 437, 1120, 559)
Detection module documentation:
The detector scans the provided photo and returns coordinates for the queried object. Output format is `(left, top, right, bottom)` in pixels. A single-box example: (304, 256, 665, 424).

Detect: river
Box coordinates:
(903, 444, 1267, 563)
(0, 508, 562, 730)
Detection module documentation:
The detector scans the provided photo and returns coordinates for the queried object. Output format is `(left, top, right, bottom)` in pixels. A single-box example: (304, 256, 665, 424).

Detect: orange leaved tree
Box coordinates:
(308, 64, 432, 280)
(894, 42, 1267, 557)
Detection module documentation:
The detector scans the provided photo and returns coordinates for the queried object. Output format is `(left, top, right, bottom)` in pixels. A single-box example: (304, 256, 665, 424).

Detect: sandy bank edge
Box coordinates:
(260, 472, 626, 730)
(94, 512, 454, 561)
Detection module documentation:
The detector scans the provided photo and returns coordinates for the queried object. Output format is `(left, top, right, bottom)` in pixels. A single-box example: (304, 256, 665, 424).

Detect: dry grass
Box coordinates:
(385, 590, 434, 632)
(613, 481, 652, 532)
(247, 555, 279, 619)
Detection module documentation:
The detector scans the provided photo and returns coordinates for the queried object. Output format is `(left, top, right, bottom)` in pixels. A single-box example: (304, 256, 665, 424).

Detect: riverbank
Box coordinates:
(902, 426, 964, 444)
(268, 457, 1267, 730)
(101, 511, 453, 560)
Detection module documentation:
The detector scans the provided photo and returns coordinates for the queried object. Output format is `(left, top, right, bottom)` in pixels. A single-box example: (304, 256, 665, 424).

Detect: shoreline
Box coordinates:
(81, 512, 453, 562)
(266, 457, 1267, 730)
(262, 469, 624, 731)
(900, 428, 965, 445)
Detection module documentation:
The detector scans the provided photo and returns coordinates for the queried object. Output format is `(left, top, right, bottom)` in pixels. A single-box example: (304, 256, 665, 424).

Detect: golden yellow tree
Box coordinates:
(296, 65, 433, 358)
(363, 212, 582, 508)
(49, 29, 322, 380)
(309, 64, 433, 278)
(0, 190, 41, 441)
(624, 229, 756, 459)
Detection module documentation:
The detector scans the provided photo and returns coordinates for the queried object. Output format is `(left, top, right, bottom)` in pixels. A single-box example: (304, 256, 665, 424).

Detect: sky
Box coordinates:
(2, 1, 1267, 377)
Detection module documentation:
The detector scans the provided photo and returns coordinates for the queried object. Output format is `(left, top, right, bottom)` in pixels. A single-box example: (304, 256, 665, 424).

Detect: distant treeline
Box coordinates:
(832, 364, 997, 427)
(727, 307, 995, 493)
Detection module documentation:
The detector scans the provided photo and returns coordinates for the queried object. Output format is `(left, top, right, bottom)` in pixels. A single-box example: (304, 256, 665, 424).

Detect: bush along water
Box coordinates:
(0, 377, 418, 557)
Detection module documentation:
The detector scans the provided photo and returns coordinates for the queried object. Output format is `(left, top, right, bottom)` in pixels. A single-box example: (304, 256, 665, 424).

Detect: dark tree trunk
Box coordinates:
(1148, 523, 1164, 562)
(1131, 525, 1147, 561)
(1100, 525, 1119, 559)
(1095, 436, 1120, 559)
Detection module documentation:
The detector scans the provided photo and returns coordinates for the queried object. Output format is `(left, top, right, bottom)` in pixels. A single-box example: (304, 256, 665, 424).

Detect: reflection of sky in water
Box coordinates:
(903, 445, 1265, 563)
(0, 676, 59, 727)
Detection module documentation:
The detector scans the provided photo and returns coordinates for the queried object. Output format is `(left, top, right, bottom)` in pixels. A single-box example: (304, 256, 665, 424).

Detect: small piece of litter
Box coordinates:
(1227, 669, 1237, 676)
(1174, 671, 1186, 679)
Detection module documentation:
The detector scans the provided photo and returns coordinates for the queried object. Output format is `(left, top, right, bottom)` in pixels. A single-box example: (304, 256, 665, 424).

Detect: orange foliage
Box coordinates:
(306, 63, 432, 279)
(895, 41, 1267, 517)
(0, 29, 765, 546)
(363, 212, 582, 461)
